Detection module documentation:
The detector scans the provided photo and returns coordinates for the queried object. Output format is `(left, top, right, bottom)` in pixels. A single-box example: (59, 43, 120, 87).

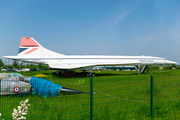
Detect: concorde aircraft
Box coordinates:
(2, 37, 177, 76)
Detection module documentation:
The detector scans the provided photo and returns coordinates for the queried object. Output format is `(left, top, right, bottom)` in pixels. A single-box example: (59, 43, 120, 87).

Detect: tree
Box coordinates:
(12, 60, 19, 68)
(0, 59, 4, 67)
(38, 64, 42, 69)
(171, 64, 177, 69)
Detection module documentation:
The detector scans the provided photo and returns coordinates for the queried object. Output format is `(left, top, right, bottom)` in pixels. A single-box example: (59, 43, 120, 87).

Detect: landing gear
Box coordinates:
(86, 73, 90, 77)
(91, 73, 95, 77)
(56, 71, 75, 76)
(56, 70, 95, 77)
(81, 70, 87, 76)
(86, 73, 95, 77)
(136, 65, 140, 75)
(81, 70, 95, 77)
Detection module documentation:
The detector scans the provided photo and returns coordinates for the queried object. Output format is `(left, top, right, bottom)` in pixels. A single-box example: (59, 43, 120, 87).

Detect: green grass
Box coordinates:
(1, 69, 180, 120)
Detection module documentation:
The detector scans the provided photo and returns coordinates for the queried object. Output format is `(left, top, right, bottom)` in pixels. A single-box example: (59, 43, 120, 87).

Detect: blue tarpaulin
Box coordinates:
(30, 77, 62, 98)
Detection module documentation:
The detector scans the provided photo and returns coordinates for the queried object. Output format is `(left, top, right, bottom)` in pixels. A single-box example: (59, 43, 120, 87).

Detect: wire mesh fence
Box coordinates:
(92, 76, 151, 120)
(0, 75, 180, 119)
(0, 77, 91, 120)
(153, 75, 180, 119)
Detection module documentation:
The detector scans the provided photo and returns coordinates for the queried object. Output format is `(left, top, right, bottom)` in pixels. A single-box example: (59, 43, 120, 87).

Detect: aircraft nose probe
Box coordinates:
(19, 77, 91, 97)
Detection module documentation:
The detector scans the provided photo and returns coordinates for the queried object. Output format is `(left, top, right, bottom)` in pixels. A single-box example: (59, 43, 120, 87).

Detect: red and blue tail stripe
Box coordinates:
(18, 37, 40, 55)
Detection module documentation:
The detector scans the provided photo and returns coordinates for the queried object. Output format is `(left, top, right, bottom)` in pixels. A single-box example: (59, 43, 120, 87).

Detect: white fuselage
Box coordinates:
(5, 55, 177, 70)
(2, 37, 177, 71)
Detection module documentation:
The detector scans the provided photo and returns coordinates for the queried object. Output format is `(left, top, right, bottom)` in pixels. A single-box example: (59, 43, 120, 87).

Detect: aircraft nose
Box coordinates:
(167, 60, 178, 65)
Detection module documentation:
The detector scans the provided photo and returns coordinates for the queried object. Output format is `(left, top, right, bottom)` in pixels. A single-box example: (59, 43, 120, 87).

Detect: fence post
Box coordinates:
(90, 77, 93, 120)
(151, 75, 154, 120)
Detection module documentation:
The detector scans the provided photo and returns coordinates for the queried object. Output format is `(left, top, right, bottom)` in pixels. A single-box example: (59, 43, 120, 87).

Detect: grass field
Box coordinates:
(1, 69, 180, 120)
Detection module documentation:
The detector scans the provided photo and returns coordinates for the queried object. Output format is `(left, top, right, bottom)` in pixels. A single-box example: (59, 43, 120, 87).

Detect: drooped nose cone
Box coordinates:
(166, 60, 178, 65)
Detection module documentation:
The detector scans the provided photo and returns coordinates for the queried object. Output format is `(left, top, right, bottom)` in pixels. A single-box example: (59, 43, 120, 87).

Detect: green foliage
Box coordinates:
(38, 64, 42, 68)
(171, 64, 177, 68)
(12, 60, 19, 68)
(0, 63, 48, 70)
(150, 66, 159, 70)
(177, 66, 180, 69)
(0, 59, 4, 67)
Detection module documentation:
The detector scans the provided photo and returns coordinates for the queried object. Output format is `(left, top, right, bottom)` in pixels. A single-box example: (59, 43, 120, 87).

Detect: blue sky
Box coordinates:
(0, 0, 180, 64)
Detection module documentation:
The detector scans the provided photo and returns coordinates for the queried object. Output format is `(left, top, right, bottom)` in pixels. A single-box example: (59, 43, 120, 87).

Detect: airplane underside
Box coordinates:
(55, 65, 149, 77)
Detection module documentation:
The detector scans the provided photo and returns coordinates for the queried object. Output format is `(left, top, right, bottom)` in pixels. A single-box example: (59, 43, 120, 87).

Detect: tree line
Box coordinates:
(0, 59, 48, 69)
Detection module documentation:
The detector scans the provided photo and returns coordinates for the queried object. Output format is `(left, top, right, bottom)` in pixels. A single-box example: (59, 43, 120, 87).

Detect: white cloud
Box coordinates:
(111, 8, 133, 27)
(166, 35, 180, 42)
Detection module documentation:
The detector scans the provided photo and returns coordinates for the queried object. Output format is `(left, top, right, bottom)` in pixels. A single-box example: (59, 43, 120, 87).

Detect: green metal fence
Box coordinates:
(92, 76, 151, 119)
(152, 75, 180, 119)
(1, 75, 180, 119)
(0, 78, 91, 119)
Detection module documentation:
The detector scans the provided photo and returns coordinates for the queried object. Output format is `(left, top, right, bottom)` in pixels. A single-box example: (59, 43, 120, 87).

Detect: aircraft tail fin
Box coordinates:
(18, 37, 65, 57)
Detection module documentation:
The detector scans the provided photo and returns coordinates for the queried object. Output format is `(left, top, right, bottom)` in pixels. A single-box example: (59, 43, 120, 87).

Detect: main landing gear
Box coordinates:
(136, 65, 140, 75)
(81, 70, 95, 77)
(135, 65, 148, 75)
(56, 70, 95, 77)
